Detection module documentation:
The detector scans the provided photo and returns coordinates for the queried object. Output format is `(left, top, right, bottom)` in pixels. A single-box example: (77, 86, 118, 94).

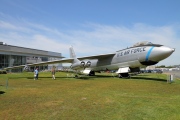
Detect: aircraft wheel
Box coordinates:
(118, 73, 130, 78)
(118, 74, 122, 78)
(89, 71, 95, 76)
(74, 75, 78, 78)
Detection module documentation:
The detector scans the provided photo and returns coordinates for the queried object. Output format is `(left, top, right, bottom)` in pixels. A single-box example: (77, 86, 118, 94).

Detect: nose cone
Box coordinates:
(149, 46, 175, 62)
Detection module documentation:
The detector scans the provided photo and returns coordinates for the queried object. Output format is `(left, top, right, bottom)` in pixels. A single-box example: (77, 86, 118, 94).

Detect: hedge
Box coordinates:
(0, 70, 7, 74)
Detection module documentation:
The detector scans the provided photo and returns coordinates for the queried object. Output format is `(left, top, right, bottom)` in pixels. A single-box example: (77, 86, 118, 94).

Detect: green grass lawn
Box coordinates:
(0, 72, 180, 120)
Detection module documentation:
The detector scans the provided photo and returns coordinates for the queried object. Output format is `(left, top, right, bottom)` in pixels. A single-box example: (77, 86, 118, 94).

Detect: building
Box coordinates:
(0, 42, 63, 72)
(146, 65, 156, 70)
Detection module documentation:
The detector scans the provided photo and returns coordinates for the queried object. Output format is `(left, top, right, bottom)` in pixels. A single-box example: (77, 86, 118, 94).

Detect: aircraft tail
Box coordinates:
(69, 46, 79, 63)
(69, 46, 90, 72)
(69, 46, 76, 58)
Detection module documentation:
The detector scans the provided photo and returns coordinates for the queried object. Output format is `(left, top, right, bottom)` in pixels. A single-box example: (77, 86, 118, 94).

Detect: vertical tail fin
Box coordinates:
(69, 46, 76, 58)
(69, 46, 79, 63)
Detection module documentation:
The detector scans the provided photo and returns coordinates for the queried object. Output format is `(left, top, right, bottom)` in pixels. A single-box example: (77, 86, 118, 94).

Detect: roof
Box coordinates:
(0, 44, 64, 58)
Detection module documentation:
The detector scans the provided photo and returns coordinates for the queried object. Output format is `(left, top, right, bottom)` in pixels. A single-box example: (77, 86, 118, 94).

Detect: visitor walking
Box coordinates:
(51, 66, 56, 80)
(34, 68, 39, 80)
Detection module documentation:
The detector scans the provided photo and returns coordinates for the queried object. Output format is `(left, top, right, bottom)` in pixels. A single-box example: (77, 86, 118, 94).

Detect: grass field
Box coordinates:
(0, 72, 180, 120)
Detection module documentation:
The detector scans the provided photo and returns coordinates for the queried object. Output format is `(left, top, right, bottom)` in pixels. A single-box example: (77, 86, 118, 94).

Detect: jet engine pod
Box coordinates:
(85, 61, 91, 67)
(81, 61, 85, 66)
(70, 61, 85, 69)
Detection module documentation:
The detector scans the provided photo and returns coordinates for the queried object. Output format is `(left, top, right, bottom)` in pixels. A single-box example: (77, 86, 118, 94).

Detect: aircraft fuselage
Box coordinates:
(84, 44, 174, 72)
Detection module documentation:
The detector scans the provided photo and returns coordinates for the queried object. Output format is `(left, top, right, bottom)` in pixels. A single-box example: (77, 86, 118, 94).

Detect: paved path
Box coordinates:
(164, 71, 180, 79)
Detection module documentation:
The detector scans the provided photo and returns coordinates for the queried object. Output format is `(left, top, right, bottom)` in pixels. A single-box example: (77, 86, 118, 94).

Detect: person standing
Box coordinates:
(51, 66, 56, 80)
(34, 68, 39, 80)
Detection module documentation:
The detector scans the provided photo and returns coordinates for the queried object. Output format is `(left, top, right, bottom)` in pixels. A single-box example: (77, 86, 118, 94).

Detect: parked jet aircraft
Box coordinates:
(3, 41, 175, 78)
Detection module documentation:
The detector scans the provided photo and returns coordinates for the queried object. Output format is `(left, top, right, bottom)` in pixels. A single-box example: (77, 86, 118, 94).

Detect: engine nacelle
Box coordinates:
(84, 61, 91, 67)
(70, 61, 85, 69)
(84, 59, 98, 68)
(70, 59, 98, 70)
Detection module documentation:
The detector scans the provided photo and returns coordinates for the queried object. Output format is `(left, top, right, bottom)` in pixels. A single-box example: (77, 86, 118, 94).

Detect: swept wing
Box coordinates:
(3, 53, 116, 70)
(3, 58, 74, 70)
(77, 53, 115, 60)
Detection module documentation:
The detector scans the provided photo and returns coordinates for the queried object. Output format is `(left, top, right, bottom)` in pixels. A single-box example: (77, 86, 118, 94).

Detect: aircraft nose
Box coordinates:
(160, 46, 175, 54)
(172, 48, 175, 52)
(150, 46, 175, 61)
(140, 45, 174, 66)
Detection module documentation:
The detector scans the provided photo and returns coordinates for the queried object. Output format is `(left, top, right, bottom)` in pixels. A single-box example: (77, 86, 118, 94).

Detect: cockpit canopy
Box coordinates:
(133, 41, 152, 47)
(132, 41, 162, 47)
(116, 41, 163, 52)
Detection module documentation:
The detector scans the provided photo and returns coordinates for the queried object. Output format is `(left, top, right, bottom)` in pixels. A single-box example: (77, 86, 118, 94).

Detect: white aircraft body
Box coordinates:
(3, 41, 175, 78)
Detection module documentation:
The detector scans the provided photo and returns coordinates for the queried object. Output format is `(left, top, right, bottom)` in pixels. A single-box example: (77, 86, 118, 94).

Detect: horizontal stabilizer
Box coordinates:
(116, 67, 130, 73)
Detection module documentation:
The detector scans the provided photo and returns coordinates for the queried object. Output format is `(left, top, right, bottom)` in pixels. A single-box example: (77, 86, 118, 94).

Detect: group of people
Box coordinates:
(34, 66, 56, 80)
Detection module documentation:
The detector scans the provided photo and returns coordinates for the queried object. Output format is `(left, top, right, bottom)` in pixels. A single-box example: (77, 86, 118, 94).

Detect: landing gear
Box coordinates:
(73, 70, 95, 78)
(89, 71, 95, 76)
(75, 75, 78, 78)
(118, 73, 130, 78)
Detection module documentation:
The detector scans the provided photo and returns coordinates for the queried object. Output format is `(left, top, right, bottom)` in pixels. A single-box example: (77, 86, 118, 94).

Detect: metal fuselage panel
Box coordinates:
(90, 46, 147, 71)
(87, 45, 174, 71)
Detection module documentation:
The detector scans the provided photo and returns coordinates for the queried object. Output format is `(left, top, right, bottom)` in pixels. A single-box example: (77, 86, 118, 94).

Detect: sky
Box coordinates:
(0, 0, 180, 66)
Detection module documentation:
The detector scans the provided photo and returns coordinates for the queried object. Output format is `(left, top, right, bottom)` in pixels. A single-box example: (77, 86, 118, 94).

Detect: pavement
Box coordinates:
(163, 70, 180, 80)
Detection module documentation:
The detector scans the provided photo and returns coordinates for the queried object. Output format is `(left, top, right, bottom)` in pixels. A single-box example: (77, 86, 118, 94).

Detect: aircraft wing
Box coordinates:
(3, 53, 116, 70)
(3, 58, 74, 70)
(27, 58, 74, 66)
(77, 53, 116, 60)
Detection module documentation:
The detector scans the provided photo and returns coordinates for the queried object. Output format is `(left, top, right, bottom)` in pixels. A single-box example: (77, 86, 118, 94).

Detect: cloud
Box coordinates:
(0, 17, 179, 65)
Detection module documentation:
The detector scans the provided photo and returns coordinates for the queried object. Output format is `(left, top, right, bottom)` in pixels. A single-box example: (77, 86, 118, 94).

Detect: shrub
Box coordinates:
(0, 70, 7, 74)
